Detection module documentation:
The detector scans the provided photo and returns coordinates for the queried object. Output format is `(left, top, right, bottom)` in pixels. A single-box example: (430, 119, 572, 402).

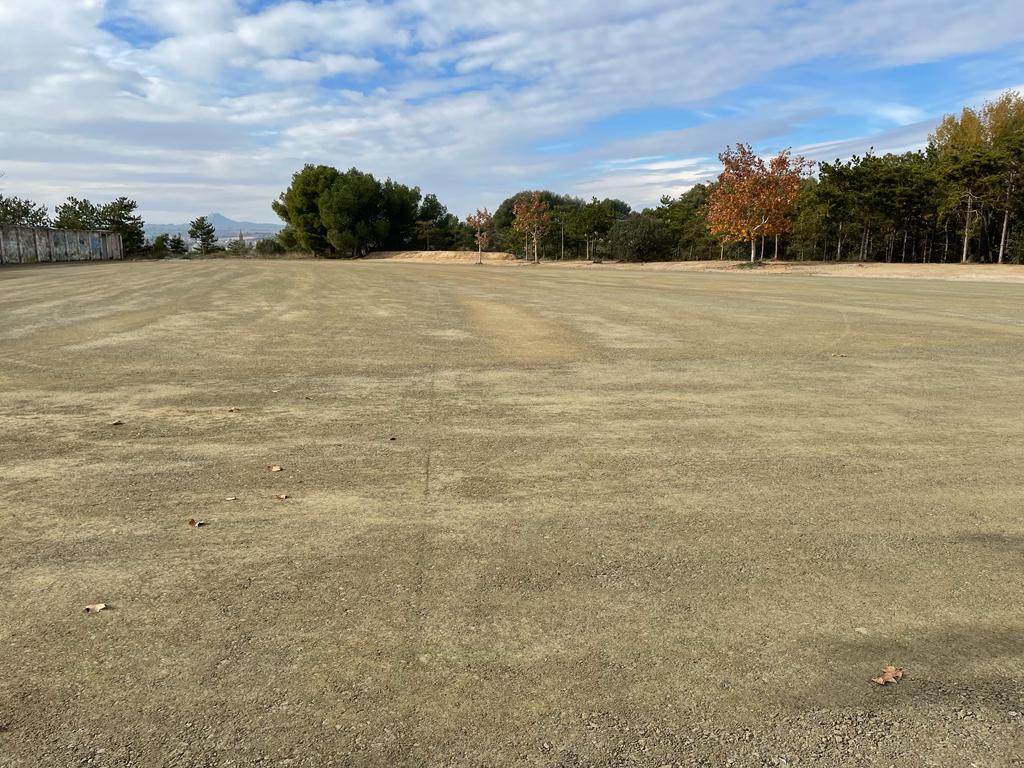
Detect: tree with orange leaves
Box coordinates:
(705, 144, 812, 261)
(512, 191, 551, 263)
(466, 207, 493, 265)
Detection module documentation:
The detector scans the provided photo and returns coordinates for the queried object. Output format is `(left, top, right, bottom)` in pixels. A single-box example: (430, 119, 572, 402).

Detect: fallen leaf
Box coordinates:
(389, 437, 397, 442)
(831, 353, 847, 358)
(108, 419, 124, 426)
(266, 465, 283, 472)
(188, 517, 206, 528)
(227, 407, 240, 413)
(872, 665, 904, 685)
(854, 627, 869, 635)
(224, 496, 239, 501)
(272, 389, 281, 393)
(275, 494, 289, 501)
(84, 603, 107, 614)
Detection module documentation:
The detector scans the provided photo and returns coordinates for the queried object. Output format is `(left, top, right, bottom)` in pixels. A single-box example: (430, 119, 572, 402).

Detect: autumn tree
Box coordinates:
(763, 152, 815, 258)
(512, 192, 551, 262)
(466, 207, 493, 264)
(705, 144, 811, 261)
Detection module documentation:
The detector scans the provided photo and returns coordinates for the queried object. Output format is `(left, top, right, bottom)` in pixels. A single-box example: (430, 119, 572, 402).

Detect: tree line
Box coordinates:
(472, 91, 1024, 264)
(0, 196, 275, 258)
(788, 91, 1024, 264)
(4, 91, 1022, 265)
(0, 195, 147, 255)
(269, 92, 1023, 265)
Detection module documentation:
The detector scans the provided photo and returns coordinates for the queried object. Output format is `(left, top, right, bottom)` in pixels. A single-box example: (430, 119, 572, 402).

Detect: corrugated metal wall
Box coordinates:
(0, 227, 124, 265)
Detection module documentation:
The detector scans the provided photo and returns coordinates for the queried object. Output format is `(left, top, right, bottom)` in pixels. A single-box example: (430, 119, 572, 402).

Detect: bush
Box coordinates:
(610, 215, 674, 262)
(255, 237, 286, 255)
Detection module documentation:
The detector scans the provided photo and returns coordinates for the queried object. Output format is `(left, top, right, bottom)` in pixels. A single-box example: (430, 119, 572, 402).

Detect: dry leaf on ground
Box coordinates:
(275, 494, 289, 501)
(188, 517, 206, 528)
(872, 665, 904, 685)
(84, 603, 107, 614)
(227, 407, 240, 413)
(108, 419, 124, 426)
(225, 496, 239, 501)
(266, 465, 283, 472)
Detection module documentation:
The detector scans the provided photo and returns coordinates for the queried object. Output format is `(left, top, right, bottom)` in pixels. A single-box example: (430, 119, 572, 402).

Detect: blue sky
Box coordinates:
(1, 0, 1023, 222)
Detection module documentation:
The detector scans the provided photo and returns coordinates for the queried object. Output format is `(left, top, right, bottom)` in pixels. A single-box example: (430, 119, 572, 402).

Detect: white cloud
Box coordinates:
(2, 0, 1023, 221)
(259, 54, 381, 82)
(235, 1, 406, 56)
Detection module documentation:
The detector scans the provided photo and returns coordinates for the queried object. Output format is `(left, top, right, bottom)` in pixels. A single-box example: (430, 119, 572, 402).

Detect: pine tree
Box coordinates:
(188, 216, 217, 254)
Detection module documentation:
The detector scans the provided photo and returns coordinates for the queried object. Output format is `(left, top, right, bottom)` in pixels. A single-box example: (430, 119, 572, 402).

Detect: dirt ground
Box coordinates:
(370, 251, 1024, 284)
(0, 260, 1021, 767)
(565, 259, 1024, 284)
(367, 250, 518, 263)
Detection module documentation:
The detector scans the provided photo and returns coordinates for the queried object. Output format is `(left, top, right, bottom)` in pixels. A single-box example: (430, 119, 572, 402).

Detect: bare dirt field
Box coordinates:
(367, 250, 518, 263)
(566, 260, 1024, 284)
(370, 251, 1024, 284)
(1, 260, 1022, 767)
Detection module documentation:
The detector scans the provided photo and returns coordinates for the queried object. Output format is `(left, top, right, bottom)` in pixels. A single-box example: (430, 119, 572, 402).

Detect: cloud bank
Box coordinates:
(1, 0, 1022, 221)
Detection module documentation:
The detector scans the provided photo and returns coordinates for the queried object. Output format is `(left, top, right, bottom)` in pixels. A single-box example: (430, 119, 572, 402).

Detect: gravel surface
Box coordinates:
(1, 260, 1021, 766)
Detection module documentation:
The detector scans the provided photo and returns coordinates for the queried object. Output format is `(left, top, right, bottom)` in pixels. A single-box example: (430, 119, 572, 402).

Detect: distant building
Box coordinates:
(0, 226, 123, 265)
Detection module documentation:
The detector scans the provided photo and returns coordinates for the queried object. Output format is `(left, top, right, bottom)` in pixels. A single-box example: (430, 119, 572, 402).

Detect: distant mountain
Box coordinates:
(146, 212, 283, 239)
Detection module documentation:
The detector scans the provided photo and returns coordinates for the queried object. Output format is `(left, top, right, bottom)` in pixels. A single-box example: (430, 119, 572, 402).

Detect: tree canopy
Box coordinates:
(189, 216, 217, 254)
(0, 194, 50, 227)
(272, 164, 461, 257)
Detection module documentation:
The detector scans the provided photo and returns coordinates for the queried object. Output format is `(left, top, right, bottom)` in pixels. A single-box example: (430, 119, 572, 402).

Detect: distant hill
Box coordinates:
(146, 213, 283, 239)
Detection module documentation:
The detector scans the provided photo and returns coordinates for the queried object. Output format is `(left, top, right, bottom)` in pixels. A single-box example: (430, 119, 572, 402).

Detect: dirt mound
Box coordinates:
(367, 250, 517, 263)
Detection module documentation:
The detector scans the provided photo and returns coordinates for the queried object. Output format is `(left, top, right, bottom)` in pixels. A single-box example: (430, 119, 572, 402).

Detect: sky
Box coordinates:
(1, 0, 1023, 224)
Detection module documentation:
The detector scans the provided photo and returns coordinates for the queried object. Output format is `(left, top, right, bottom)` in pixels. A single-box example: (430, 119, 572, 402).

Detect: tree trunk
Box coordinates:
(836, 222, 843, 261)
(759, 236, 765, 260)
(901, 230, 907, 262)
(999, 208, 1009, 264)
(962, 195, 973, 263)
(750, 238, 756, 262)
(773, 233, 779, 260)
(720, 242, 724, 260)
